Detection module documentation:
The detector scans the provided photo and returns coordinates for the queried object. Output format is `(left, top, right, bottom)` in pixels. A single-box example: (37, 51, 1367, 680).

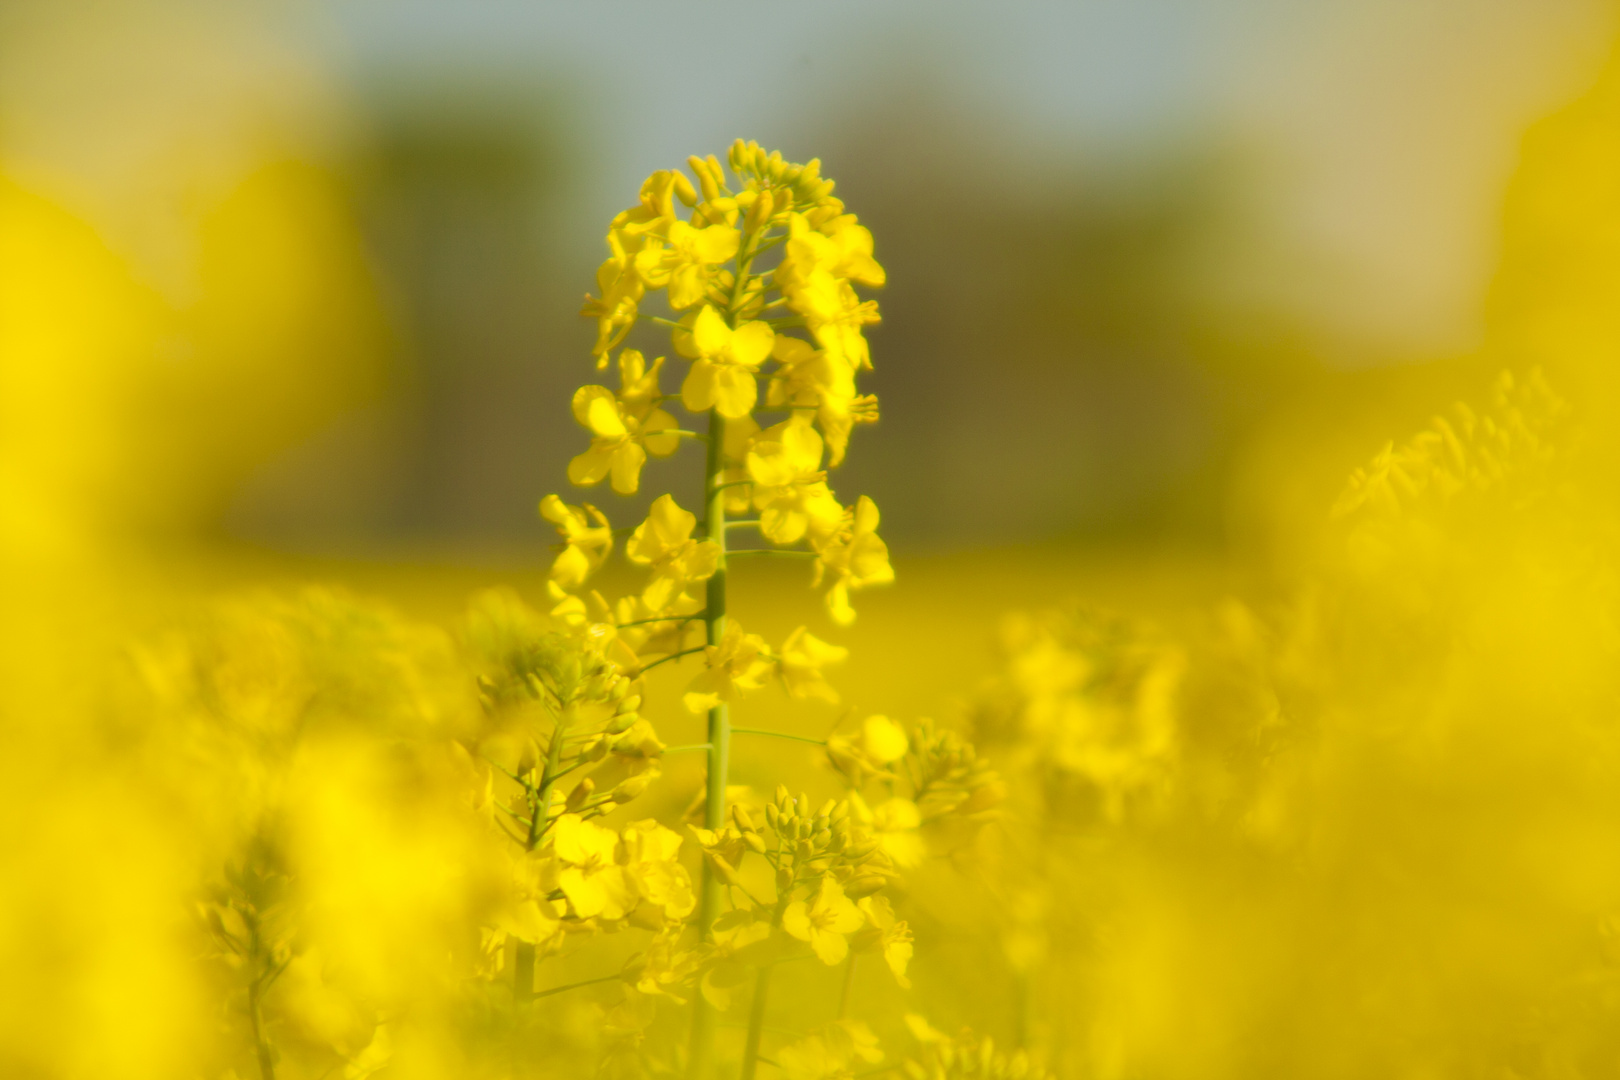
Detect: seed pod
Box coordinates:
(764, 803, 780, 831)
(813, 829, 832, 849)
(775, 785, 791, 808)
(616, 693, 641, 714)
(606, 712, 637, 734)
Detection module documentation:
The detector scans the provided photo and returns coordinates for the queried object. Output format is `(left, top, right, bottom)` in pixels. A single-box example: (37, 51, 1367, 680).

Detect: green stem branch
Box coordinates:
(732, 728, 828, 747)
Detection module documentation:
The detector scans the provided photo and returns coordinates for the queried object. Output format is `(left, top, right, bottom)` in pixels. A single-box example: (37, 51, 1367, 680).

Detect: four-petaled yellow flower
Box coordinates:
(812, 496, 894, 625)
(746, 414, 844, 544)
(636, 219, 740, 309)
(783, 874, 865, 965)
(552, 814, 632, 921)
(626, 495, 720, 612)
(683, 620, 774, 713)
(680, 305, 775, 419)
(540, 495, 612, 589)
(567, 384, 679, 495)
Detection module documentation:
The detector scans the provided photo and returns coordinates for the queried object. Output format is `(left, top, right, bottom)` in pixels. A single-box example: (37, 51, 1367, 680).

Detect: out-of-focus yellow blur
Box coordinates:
(6, 3, 1620, 1079)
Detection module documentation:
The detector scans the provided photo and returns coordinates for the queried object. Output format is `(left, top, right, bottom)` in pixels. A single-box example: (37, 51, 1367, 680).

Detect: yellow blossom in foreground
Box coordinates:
(683, 620, 773, 713)
(626, 495, 720, 611)
(552, 814, 632, 921)
(783, 874, 865, 965)
(680, 305, 774, 418)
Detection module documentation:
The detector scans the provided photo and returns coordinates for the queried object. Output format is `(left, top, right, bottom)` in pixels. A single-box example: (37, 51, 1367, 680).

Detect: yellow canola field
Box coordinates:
(5, 65, 1620, 1080)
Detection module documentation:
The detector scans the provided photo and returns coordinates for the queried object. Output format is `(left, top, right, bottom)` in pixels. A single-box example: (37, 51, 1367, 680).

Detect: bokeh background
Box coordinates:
(9, 3, 1620, 1078)
(3, 0, 1613, 562)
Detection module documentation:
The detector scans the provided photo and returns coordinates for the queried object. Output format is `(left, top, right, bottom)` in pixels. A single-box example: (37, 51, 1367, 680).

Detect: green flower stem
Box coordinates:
(634, 647, 707, 676)
(516, 704, 572, 1001)
(739, 896, 792, 1080)
(661, 742, 714, 755)
(732, 727, 828, 747)
(530, 973, 621, 1001)
(689, 403, 731, 1080)
(838, 954, 858, 1019)
(738, 965, 774, 1080)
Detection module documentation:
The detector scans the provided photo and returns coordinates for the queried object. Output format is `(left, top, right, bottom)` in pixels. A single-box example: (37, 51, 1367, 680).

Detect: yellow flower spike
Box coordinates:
(566, 384, 679, 495)
(782, 875, 864, 965)
(636, 218, 741, 309)
(682, 620, 774, 713)
(778, 626, 849, 704)
(539, 494, 613, 589)
(681, 305, 775, 418)
(746, 413, 843, 544)
(626, 494, 720, 611)
(552, 814, 633, 920)
(812, 496, 894, 625)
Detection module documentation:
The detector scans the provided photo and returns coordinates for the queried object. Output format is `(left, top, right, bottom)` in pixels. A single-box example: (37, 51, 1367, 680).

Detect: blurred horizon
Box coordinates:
(2, 0, 1615, 560)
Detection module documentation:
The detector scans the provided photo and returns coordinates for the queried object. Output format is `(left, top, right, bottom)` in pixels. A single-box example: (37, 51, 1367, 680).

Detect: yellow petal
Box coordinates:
(568, 444, 615, 487)
(692, 305, 730, 357)
(610, 441, 648, 495)
(713, 367, 758, 419)
(729, 320, 775, 368)
(682, 360, 719, 414)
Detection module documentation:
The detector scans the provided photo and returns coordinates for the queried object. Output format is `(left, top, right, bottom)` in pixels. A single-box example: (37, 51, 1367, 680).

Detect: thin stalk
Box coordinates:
(739, 896, 792, 1080)
(732, 727, 828, 747)
(837, 954, 858, 1019)
(515, 706, 571, 1001)
(688, 403, 731, 1080)
(249, 974, 275, 1080)
(532, 973, 621, 1000)
(739, 965, 773, 1080)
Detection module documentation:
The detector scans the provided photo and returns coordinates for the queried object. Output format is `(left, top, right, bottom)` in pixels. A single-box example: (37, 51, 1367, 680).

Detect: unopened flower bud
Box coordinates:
(565, 778, 595, 812)
(844, 875, 887, 899)
(613, 773, 654, 801)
